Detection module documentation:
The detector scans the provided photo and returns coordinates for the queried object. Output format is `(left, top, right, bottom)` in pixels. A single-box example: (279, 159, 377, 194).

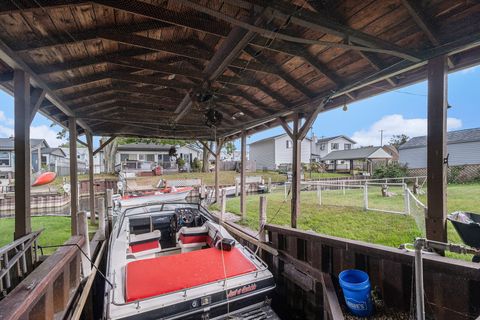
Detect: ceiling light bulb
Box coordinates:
(342, 104, 348, 112)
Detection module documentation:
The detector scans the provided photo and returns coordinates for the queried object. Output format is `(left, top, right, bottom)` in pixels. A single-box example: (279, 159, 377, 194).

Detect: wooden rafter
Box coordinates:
(93, 135, 116, 156)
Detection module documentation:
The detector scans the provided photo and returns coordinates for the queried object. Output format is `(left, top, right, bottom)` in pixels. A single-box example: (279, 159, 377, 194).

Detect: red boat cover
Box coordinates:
(32, 172, 57, 187)
(125, 247, 257, 302)
(130, 240, 160, 253)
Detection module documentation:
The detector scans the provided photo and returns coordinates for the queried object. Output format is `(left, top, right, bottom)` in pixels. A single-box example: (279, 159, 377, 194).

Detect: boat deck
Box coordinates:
(125, 247, 257, 302)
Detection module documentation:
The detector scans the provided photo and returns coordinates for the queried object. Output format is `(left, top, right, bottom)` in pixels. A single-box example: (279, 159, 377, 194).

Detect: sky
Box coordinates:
(0, 65, 478, 149)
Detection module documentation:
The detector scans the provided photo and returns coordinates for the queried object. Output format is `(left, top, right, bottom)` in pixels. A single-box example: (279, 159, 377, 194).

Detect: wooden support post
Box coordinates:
(13, 69, 31, 239)
(86, 132, 96, 225)
(317, 185, 322, 206)
(214, 138, 224, 204)
(235, 179, 239, 197)
(77, 211, 91, 277)
(220, 189, 226, 222)
(291, 114, 301, 228)
(69, 117, 79, 235)
(426, 55, 448, 243)
(200, 184, 206, 199)
(106, 189, 113, 211)
(259, 196, 267, 242)
(267, 177, 272, 193)
(240, 131, 247, 220)
(97, 197, 106, 238)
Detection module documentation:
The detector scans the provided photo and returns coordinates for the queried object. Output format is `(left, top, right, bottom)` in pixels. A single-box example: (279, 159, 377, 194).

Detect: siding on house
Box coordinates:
(312, 135, 356, 159)
(249, 139, 275, 170)
(399, 141, 480, 168)
(274, 134, 311, 166)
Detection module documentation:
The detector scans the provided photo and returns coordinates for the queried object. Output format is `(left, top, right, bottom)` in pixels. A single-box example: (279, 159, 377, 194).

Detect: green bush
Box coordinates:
(373, 163, 408, 179)
(448, 165, 464, 183)
(176, 157, 186, 169)
(192, 157, 201, 172)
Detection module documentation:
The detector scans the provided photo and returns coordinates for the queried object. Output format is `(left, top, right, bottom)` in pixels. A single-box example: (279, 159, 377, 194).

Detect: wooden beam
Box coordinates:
(93, 136, 116, 156)
(76, 139, 88, 148)
(400, 0, 454, 68)
(14, 69, 31, 239)
(291, 114, 301, 229)
(426, 55, 448, 244)
(298, 100, 327, 140)
(240, 131, 247, 220)
(29, 88, 46, 123)
(279, 117, 293, 139)
(0, 38, 91, 132)
(94, 0, 229, 37)
(243, 46, 314, 98)
(69, 117, 79, 235)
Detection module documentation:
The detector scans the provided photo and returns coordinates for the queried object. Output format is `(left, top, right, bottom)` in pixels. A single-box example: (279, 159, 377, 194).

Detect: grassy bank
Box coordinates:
(0, 216, 98, 255)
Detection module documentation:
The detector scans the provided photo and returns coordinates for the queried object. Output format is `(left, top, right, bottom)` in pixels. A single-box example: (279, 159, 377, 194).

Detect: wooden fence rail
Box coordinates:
(0, 230, 42, 297)
(264, 224, 480, 320)
(0, 236, 85, 320)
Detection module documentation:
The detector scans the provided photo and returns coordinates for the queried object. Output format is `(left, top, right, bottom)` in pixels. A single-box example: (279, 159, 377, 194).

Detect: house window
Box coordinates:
(319, 143, 326, 151)
(286, 140, 292, 149)
(139, 154, 145, 161)
(146, 154, 155, 162)
(331, 143, 339, 150)
(344, 143, 351, 150)
(0, 151, 10, 166)
(120, 154, 136, 161)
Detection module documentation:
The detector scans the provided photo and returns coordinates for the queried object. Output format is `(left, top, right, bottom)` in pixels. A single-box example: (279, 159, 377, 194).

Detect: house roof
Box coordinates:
(316, 135, 356, 144)
(250, 133, 311, 145)
(0, 138, 47, 150)
(321, 147, 392, 161)
(42, 147, 67, 157)
(399, 128, 480, 150)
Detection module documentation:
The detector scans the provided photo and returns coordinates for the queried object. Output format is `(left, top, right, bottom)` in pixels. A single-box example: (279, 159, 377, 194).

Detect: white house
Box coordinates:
(249, 134, 312, 170)
(115, 143, 203, 170)
(399, 127, 480, 169)
(311, 135, 357, 161)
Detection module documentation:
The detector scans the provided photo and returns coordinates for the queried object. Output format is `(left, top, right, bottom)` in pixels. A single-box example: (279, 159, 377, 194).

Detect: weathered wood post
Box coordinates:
(240, 131, 247, 220)
(404, 184, 411, 215)
(267, 177, 272, 193)
(13, 69, 31, 239)
(291, 115, 301, 228)
(426, 55, 448, 243)
(220, 188, 226, 222)
(259, 196, 267, 242)
(200, 183, 205, 199)
(86, 132, 96, 225)
(69, 117, 79, 235)
(235, 179, 239, 197)
(97, 197, 106, 238)
(77, 211, 91, 277)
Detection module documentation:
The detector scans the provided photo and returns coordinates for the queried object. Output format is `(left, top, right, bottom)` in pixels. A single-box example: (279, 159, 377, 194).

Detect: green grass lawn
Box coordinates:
(214, 183, 480, 260)
(0, 216, 98, 255)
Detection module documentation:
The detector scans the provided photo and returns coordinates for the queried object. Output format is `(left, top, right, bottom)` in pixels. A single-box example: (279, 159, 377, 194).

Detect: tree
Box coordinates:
(389, 134, 409, 148)
(224, 141, 236, 156)
(102, 137, 118, 173)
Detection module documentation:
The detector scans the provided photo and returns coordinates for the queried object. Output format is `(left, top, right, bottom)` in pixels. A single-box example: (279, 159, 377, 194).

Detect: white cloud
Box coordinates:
(0, 125, 13, 137)
(0, 111, 14, 126)
(30, 125, 65, 147)
(351, 114, 462, 147)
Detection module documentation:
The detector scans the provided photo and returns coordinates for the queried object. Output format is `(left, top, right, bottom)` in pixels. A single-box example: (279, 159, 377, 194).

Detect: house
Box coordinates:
(249, 133, 312, 171)
(41, 147, 67, 170)
(311, 135, 357, 161)
(0, 138, 48, 179)
(115, 143, 203, 170)
(320, 146, 392, 174)
(399, 127, 480, 169)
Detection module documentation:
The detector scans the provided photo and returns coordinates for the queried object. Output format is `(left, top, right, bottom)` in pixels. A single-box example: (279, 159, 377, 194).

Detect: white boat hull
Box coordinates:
(120, 190, 191, 208)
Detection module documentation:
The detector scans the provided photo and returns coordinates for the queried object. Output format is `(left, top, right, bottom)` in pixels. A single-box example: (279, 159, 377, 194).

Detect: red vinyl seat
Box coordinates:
(125, 247, 257, 302)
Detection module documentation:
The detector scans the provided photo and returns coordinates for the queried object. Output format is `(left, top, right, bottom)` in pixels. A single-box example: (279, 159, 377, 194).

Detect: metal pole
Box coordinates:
(414, 238, 425, 320)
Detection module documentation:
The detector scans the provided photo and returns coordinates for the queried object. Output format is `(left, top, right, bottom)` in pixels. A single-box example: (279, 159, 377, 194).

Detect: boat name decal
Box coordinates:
(226, 283, 257, 298)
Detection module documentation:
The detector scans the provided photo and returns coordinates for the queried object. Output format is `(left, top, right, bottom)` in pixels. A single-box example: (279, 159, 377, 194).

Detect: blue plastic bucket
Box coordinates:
(339, 269, 374, 317)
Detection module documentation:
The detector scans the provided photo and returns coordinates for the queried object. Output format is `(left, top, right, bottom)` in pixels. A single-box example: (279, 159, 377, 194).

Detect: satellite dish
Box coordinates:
(117, 181, 124, 190)
(63, 183, 71, 194)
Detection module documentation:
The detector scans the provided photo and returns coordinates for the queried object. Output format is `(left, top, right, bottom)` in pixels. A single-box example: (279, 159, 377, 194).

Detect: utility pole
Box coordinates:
(379, 129, 384, 146)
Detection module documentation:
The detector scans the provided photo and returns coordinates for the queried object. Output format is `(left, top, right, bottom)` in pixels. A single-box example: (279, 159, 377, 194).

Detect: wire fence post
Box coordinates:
(284, 182, 288, 200)
(259, 196, 267, 242)
(235, 180, 239, 197)
(267, 177, 272, 193)
(317, 184, 322, 206)
(404, 184, 411, 215)
(342, 181, 346, 195)
(77, 211, 91, 277)
(363, 184, 368, 211)
(220, 189, 226, 222)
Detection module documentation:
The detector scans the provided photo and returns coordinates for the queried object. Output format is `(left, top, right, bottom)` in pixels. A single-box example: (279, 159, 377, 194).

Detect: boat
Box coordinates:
(104, 202, 277, 319)
(31, 171, 56, 187)
(115, 187, 193, 208)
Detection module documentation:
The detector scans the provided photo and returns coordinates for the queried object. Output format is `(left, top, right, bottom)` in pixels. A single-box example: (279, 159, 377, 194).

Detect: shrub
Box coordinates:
(176, 157, 186, 169)
(192, 157, 201, 172)
(448, 165, 465, 183)
(373, 163, 408, 179)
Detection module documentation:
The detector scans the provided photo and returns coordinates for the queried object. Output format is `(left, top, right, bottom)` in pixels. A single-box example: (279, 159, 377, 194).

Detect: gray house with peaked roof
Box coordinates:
(399, 128, 480, 169)
(0, 138, 48, 178)
(321, 146, 392, 173)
